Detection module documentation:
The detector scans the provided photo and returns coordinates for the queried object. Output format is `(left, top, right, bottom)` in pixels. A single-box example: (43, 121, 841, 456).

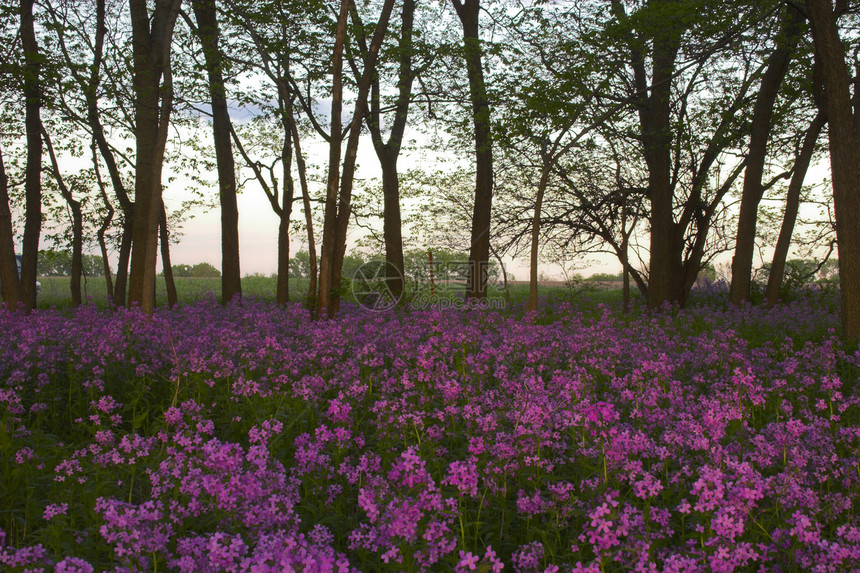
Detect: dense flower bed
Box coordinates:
(1, 296, 859, 572)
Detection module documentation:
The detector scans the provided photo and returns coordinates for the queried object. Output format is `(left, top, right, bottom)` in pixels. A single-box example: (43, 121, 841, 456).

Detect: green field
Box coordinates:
(35, 275, 311, 308)
(34, 275, 634, 310)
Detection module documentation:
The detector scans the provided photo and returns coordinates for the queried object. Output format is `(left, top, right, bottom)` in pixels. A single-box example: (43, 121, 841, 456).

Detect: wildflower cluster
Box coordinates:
(0, 296, 858, 571)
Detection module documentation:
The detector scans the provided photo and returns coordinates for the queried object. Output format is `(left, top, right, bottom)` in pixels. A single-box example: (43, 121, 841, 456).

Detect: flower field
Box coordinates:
(1, 295, 859, 572)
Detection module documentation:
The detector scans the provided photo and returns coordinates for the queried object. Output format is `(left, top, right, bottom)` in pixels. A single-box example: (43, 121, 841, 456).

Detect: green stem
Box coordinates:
(475, 488, 488, 548)
(458, 498, 466, 550)
(128, 467, 136, 503)
(601, 438, 608, 484)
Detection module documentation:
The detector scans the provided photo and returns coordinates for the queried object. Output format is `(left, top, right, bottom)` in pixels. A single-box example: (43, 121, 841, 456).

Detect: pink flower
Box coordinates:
(43, 503, 68, 520)
(457, 550, 480, 571)
(444, 459, 479, 497)
(54, 556, 94, 573)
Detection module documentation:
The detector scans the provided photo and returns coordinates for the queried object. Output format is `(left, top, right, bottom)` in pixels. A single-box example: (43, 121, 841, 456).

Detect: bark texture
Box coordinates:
(730, 7, 804, 304)
(20, 0, 43, 311)
(806, 0, 860, 340)
(765, 113, 825, 307)
(192, 0, 241, 304)
(318, 0, 395, 316)
(315, 0, 350, 316)
(159, 203, 178, 307)
(366, 0, 416, 301)
(452, 0, 493, 300)
(127, 0, 182, 314)
(0, 145, 21, 308)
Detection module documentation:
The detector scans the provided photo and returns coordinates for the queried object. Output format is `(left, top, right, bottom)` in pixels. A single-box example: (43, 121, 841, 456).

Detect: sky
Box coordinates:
(162, 158, 834, 284)
(38, 94, 832, 286)
(159, 124, 628, 283)
(163, 144, 832, 284)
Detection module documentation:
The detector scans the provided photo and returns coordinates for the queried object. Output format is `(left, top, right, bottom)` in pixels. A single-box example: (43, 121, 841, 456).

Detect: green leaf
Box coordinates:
(132, 408, 149, 430)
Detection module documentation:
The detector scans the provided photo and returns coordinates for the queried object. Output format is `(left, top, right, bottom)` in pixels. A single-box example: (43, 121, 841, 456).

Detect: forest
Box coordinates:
(0, 0, 858, 334)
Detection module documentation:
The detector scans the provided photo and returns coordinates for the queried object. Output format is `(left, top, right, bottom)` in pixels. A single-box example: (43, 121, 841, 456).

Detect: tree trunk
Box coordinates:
(329, 0, 395, 316)
(380, 155, 405, 298)
(643, 31, 683, 308)
(730, 7, 804, 305)
(127, 127, 164, 314)
(83, 0, 133, 306)
(452, 0, 493, 300)
(319, 0, 395, 316)
(623, 267, 631, 311)
(613, 0, 684, 308)
(277, 211, 291, 305)
(526, 162, 551, 312)
(97, 216, 115, 303)
(803, 0, 860, 340)
(621, 204, 631, 313)
(127, 0, 181, 314)
(114, 222, 132, 305)
(316, 0, 350, 317)
(57, 0, 123, 305)
(276, 130, 295, 306)
(0, 145, 21, 308)
(70, 206, 84, 306)
(366, 0, 415, 302)
(91, 139, 115, 302)
(490, 242, 509, 304)
(191, 0, 241, 305)
(43, 128, 83, 306)
(765, 113, 825, 307)
(159, 203, 177, 307)
(286, 107, 317, 310)
(20, 0, 42, 311)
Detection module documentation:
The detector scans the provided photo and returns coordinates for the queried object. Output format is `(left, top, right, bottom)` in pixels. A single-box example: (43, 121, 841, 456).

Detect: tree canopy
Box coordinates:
(0, 0, 857, 334)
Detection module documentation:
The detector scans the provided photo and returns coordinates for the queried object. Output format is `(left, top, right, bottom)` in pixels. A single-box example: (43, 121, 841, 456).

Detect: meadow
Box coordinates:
(1, 284, 859, 572)
(32, 275, 610, 310)
(34, 275, 301, 308)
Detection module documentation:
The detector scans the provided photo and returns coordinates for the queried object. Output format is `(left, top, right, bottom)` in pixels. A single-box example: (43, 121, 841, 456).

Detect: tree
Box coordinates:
(450, 0, 493, 300)
(42, 127, 84, 305)
(158, 203, 178, 306)
(316, 0, 395, 316)
(487, 0, 763, 308)
(600, 0, 772, 307)
(90, 137, 116, 299)
(42, 0, 138, 305)
(361, 0, 419, 301)
(0, 2, 22, 308)
(168, 261, 220, 277)
(225, 0, 327, 307)
(765, 112, 825, 307)
(729, 6, 806, 304)
(805, 0, 860, 340)
(487, 3, 612, 311)
(126, 0, 182, 314)
(608, 0, 681, 307)
(189, 0, 241, 304)
(37, 249, 105, 276)
(289, 250, 312, 279)
(0, 144, 21, 307)
(20, 0, 43, 311)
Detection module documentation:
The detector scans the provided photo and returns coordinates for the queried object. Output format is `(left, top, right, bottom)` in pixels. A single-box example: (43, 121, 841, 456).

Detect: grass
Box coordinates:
(35, 275, 312, 308)
(36, 275, 621, 310)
